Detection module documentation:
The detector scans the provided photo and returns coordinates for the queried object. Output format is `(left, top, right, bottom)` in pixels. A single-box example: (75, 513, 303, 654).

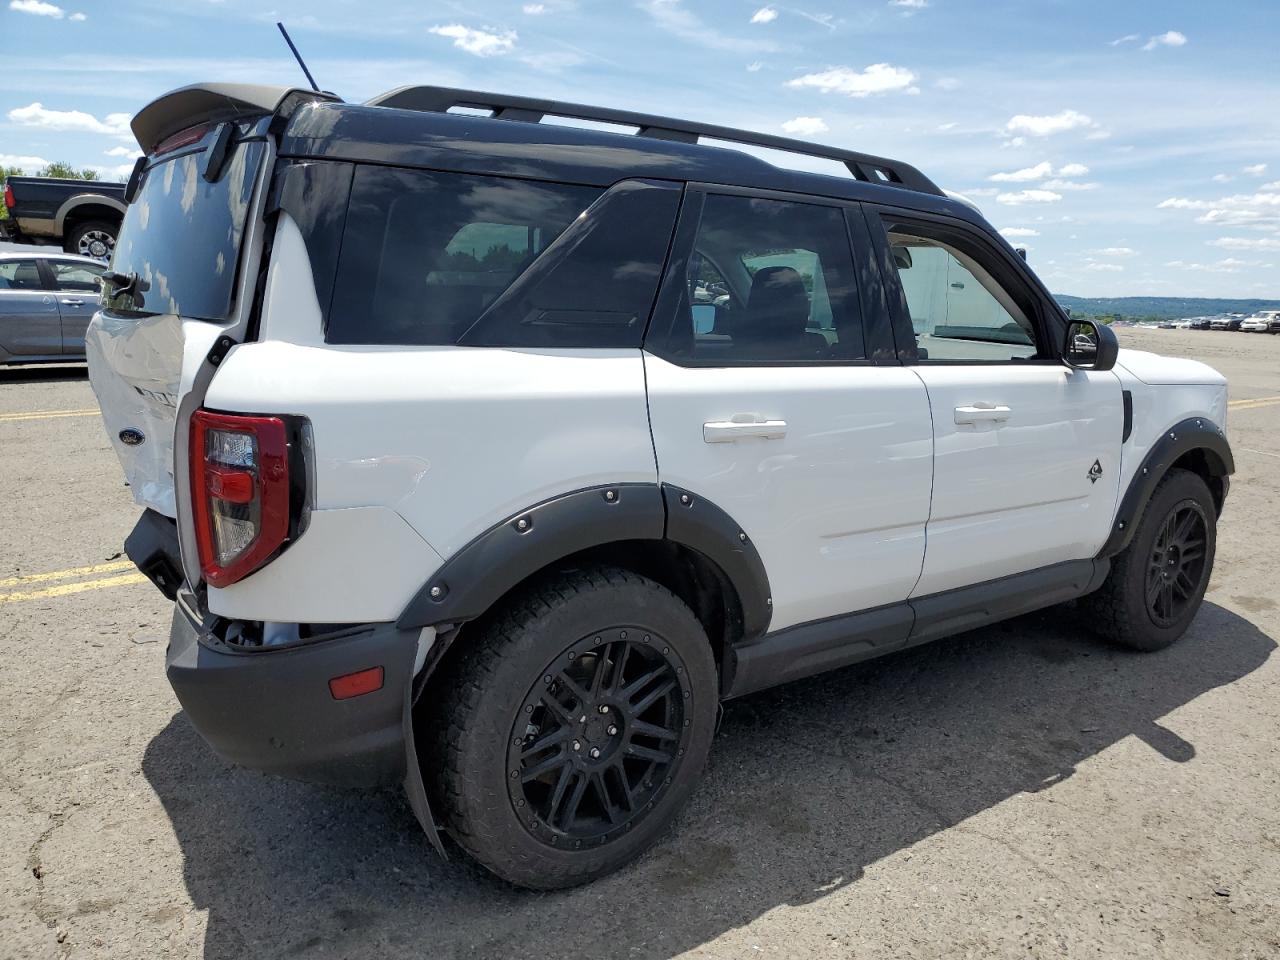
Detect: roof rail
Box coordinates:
(366, 85, 944, 197)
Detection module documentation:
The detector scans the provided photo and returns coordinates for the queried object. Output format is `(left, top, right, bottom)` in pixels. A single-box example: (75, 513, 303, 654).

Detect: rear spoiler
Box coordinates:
(131, 83, 341, 154)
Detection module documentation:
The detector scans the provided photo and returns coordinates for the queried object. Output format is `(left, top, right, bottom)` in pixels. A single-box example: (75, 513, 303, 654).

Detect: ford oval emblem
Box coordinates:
(119, 428, 146, 447)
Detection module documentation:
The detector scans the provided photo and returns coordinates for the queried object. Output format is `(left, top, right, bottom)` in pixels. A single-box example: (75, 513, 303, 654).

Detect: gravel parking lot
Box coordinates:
(1, 326, 1278, 960)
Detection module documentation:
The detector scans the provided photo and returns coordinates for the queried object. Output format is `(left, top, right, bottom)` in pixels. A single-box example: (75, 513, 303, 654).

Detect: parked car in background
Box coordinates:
(1246, 309, 1280, 333)
(1, 176, 127, 259)
(1210, 315, 1245, 331)
(0, 251, 106, 364)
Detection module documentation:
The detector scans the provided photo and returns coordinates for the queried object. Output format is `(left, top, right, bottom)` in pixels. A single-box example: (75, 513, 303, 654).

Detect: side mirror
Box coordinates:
(1063, 319, 1118, 371)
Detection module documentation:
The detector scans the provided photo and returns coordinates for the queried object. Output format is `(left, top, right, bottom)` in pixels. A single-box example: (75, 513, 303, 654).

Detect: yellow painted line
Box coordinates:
(1229, 396, 1280, 411)
(0, 559, 135, 589)
(0, 572, 148, 605)
(0, 408, 99, 423)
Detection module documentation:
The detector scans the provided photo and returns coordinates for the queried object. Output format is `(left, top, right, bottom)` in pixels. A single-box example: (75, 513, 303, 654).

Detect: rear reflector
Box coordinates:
(190, 410, 291, 587)
(329, 667, 385, 700)
(3, 182, 13, 210)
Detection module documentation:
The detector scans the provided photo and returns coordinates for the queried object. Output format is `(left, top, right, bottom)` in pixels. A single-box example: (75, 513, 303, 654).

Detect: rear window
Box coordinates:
(104, 140, 264, 321)
(326, 168, 680, 348)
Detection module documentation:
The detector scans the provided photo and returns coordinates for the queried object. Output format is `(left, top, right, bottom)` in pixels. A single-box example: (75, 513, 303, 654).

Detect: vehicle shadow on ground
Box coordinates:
(142, 601, 1273, 960)
(0, 363, 87, 384)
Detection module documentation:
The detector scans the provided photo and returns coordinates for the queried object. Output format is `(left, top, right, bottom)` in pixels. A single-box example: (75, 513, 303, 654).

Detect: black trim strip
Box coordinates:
(724, 558, 1109, 699)
(661, 484, 772, 639)
(1097, 416, 1234, 558)
(397, 484, 664, 630)
(1122, 390, 1133, 443)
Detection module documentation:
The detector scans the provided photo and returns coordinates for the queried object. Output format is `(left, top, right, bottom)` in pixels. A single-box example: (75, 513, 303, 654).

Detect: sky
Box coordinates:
(2, 0, 1278, 299)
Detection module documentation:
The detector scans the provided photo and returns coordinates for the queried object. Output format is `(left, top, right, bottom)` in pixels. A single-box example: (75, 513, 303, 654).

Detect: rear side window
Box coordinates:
(658, 193, 865, 365)
(0, 259, 44, 290)
(330, 167, 618, 346)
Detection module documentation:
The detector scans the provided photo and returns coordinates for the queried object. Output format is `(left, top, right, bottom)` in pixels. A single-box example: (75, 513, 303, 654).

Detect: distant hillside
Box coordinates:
(1054, 295, 1280, 321)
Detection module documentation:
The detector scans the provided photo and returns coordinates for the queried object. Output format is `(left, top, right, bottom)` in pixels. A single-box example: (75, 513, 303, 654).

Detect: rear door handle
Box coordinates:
(62, 299, 85, 306)
(703, 417, 788, 443)
(954, 403, 1012, 425)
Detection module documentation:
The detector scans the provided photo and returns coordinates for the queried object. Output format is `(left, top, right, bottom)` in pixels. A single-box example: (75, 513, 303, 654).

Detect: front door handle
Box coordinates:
(703, 417, 788, 443)
(954, 403, 1012, 425)
(62, 299, 85, 306)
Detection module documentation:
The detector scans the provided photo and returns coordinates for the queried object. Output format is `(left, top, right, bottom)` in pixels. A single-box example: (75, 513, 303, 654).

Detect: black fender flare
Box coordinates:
(396, 483, 773, 638)
(1097, 416, 1234, 558)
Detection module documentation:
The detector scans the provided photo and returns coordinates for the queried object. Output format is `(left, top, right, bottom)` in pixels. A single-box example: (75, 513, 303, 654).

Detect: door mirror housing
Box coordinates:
(1063, 319, 1118, 371)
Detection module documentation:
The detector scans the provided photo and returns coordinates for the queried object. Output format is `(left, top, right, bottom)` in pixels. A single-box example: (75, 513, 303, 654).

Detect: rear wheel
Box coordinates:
(64, 220, 117, 260)
(1086, 468, 1217, 651)
(430, 566, 717, 889)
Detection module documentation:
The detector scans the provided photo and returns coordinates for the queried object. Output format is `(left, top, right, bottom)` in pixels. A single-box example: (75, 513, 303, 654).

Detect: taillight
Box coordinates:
(190, 410, 291, 587)
(3, 182, 14, 210)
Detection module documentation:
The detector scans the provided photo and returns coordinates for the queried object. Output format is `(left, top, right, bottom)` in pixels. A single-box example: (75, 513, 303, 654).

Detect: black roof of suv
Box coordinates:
(132, 82, 978, 226)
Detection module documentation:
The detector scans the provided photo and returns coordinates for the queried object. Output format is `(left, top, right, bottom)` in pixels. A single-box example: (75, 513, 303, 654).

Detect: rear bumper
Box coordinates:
(165, 595, 419, 787)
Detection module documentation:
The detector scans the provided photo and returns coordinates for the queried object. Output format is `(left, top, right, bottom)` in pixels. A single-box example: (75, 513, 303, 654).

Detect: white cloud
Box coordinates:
(1208, 236, 1280, 251)
(1263, 181, 1280, 192)
(9, 0, 63, 16)
(1212, 173, 1233, 183)
(1084, 263, 1124, 272)
(937, 121, 958, 131)
(1005, 110, 1095, 137)
(996, 189, 1063, 205)
(7, 102, 131, 137)
(750, 6, 777, 23)
(1109, 33, 1140, 46)
(999, 227, 1040, 238)
(1243, 163, 1268, 176)
(988, 161, 1088, 183)
(68, 10, 83, 19)
(747, 61, 764, 72)
(428, 24, 516, 56)
(1157, 191, 1280, 228)
(1164, 258, 1255, 273)
(1042, 178, 1099, 191)
(104, 145, 142, 158)
(0, 152, 51, 172)
(521, 3, 545, 12)
(989, 161, 1053, 183)
(935, 76, 961, 90)
(1094, 247, 1136, 257)
(1143, 30, 1187, 51)
(781, 116, 828, 136)
(787, 63, 919, 98)
(890, 0, 928, 8)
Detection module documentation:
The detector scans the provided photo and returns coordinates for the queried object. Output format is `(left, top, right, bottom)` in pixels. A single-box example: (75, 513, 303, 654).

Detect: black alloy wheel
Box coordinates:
(508, 629, 691, 849)
(1145, 499, 1209, 628)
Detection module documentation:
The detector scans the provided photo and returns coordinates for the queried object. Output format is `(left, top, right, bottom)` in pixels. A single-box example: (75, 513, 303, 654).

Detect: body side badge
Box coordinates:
(119, 428, 146, 447)
(1087, 459, 1103, 484)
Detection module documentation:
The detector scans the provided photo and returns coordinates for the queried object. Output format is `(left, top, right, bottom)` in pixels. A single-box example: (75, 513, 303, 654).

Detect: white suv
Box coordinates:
(88, 83, 1234, 889)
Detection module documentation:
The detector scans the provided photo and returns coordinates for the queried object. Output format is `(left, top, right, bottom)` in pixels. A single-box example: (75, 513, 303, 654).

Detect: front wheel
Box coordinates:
(1085, 468, 1217, 651)
(429, 566, 718, 889)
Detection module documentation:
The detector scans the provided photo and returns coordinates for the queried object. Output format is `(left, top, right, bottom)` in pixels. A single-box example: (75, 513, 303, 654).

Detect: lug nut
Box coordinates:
(599, 705, 610, 714)
(607, 725, 618, 736)
(573, 739, 582, 751)
(589, 747, 601, 759)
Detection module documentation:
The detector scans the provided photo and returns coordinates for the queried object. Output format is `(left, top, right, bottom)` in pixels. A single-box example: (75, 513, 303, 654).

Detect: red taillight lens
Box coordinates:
(190, 410, 290, 587)
(154, 123, 210, 156)
(3, 182, 14, 210)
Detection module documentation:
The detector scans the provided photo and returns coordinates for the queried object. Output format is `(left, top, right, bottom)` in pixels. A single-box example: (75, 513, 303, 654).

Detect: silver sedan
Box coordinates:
(0, 250, 106, 365)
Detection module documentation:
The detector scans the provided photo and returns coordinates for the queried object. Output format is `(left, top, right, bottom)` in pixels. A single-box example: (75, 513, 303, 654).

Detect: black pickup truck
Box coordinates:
(1, 177, 127, 260)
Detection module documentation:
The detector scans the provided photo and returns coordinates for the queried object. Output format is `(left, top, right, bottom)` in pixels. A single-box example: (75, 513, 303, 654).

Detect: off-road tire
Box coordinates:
(1086, 468, 1217, 651)
(428, 566, 717, 889)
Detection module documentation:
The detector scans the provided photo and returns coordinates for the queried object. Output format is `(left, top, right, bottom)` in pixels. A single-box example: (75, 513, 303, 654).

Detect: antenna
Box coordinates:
(276, 22, 320, 92)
